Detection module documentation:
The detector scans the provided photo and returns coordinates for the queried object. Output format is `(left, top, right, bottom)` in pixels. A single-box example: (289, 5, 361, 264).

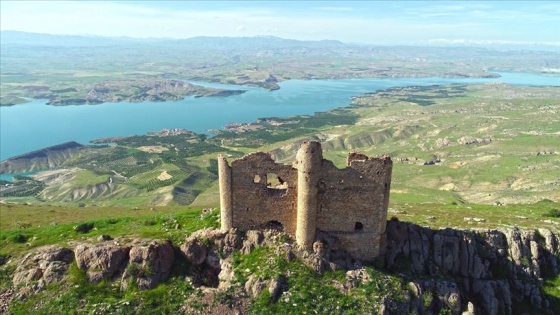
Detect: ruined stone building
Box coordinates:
(218, 141, 392, 261)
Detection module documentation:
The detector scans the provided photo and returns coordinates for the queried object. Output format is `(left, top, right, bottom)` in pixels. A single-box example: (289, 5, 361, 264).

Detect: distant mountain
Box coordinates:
(170, 36, 347, 50)
(0, 30, 150, 46)
(0, 31, 346, 49)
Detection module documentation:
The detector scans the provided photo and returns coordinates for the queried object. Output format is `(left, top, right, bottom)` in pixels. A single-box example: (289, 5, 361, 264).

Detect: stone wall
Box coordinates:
(317, 156, 392, 260)
(218, 141, 393, 261)
(227, 152, 299, 235)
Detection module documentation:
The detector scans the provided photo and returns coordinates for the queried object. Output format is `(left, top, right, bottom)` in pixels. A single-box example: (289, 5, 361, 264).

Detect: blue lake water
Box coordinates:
(0, 172, 38, 182)
(1, 72, 558, 161)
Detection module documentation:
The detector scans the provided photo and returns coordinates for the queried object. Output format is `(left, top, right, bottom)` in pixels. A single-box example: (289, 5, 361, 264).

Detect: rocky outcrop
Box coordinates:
(5, 223, 559, 314)
(384, 219, 560, 314)
(75, 244, 130, 284)
(457, 136, 492, 145)
(74, 240, 174, 290)
(12, 247, 73, 293)
(121, 240, 175, 290)
(179, 228, 247, 288)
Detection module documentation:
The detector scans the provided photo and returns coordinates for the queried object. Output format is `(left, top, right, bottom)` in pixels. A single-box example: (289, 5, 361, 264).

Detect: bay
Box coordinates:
(1, 72, 558, 161)
(0, 172, 39, 182)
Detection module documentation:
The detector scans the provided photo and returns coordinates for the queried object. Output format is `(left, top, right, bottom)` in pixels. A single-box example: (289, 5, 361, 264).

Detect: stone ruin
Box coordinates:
(218, 141, 392, 261)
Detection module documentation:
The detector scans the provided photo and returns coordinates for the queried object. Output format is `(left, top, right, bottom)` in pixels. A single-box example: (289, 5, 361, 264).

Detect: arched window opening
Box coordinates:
(264, 220, 284, 232)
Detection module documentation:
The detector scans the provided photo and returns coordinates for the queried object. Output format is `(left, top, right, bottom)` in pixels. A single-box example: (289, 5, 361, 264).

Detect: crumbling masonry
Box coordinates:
(218, 141, 392, 261)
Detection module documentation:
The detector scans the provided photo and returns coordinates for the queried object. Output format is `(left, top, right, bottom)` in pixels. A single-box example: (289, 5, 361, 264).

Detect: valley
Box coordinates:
(1, 31, 560, 315)
(2, 83, 558, 209)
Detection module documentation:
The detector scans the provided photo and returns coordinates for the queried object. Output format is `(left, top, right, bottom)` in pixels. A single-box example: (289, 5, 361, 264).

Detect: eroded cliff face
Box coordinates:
(384, 219, 559, 314)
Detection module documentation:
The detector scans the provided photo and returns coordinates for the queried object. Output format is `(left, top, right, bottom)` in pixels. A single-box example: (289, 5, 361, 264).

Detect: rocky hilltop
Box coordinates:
(384, 219, 559, 314)
(45, 80, 246, 106)
(0, 142, 86, 173)
(2, 221, 558, 314)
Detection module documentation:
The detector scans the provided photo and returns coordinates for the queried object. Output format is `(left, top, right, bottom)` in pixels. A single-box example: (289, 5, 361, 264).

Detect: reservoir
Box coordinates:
(1, 72, 558, 161)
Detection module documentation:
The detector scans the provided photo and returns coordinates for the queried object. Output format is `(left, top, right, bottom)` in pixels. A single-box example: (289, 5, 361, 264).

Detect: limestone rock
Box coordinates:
(384, 220, 557, 314)
(268, 275, 287, 303)
(12, 247, 73, 292)
(344, 268, 371, 290)
(435, 281, 460, 313)
(241, 230, 265, 254)
(205, 250, 221, 270)
(180, 238, 208, 265)
(218, 259, 235, 289)
(97, 234, 113, 242)
(461, 302, 475, 315)
(244, 275, 268, 298)
(75, 244, 130, 284)
(219, 229, 243, 254)
(122, 240, 174, 290)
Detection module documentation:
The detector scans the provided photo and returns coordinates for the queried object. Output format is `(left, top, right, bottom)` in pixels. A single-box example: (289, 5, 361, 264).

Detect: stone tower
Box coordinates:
(218, 155, 233, 231)
(217, 141, 393, 261)
(294, 141, 322, 249)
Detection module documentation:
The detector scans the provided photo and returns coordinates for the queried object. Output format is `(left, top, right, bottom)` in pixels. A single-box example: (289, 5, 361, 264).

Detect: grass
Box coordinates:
(544, 274, 560, 314)
(0, 206, 220, 256)
(7, 259, 198, 314)
(234, 243, 405, 315)
(72, 169, 109, 187)
(388, 199, 560, 232)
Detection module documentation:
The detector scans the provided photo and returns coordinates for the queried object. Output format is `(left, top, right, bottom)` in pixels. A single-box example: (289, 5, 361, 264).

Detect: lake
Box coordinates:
(1, 72, 558, 161)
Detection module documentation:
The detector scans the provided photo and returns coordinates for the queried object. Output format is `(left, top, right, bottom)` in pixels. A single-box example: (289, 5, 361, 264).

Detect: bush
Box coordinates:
(545, 208, 560, 218)
(8, 232, 29, 243)
(74, 223, 94, 233)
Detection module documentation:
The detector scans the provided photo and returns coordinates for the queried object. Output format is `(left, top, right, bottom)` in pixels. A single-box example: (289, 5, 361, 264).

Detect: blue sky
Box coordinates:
(1, 1, 559, 46)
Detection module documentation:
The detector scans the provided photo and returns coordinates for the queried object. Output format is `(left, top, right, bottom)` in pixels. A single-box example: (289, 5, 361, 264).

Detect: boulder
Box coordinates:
(97, 234, 113, 242)
(75, 244, 130, 284)
(180, 238, 208, 265)
(122, 240, 174, 290)
(241, 230, 264, 254)
(268, 275, 287, 303)
(244, 275, 268, 298)
(12, 247, 73, 292)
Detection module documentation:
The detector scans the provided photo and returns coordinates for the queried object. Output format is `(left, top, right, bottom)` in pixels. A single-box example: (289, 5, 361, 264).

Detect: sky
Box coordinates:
(1, 1, 559, 46)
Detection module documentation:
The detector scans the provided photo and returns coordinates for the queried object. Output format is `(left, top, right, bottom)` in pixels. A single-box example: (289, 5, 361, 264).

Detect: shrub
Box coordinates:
(74, 223, 94, 233)
(545, 208, 560, 218)
(143, 219, 157, 226)
(8, 232, 29, 243)
(127, 263, 154, 278)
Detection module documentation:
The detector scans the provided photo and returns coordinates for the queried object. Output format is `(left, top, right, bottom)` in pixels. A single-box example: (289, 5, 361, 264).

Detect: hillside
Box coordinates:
(1, 208, 559, 314)
(2, 83, 558, 208)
